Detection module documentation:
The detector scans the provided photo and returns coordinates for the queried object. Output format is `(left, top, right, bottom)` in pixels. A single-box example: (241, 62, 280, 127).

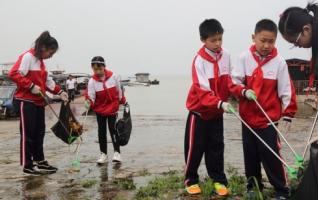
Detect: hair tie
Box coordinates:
(91, 61, 105, 65)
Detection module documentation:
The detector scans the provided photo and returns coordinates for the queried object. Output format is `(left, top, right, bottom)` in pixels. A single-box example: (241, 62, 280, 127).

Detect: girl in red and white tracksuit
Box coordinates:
(230, 41, 297, 197)
(9, 31, 68, 175)
(85, 56, 126, 164)
(185, 45, 232, 189)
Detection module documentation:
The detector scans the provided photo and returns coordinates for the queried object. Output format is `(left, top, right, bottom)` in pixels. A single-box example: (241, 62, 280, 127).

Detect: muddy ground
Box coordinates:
(0, 97, 316, 199)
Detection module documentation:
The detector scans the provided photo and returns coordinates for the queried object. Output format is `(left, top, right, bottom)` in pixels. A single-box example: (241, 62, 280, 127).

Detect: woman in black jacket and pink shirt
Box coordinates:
(9, 31, 68, 176)
(85, 56, 126, 164)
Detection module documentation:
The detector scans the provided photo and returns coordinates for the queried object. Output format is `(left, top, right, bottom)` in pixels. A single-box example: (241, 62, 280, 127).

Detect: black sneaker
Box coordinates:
(23, 167, 43, 176)
(35, 160, 58, 173)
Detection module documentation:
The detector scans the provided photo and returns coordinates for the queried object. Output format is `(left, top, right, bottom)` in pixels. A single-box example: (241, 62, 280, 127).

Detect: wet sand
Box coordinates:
(0, 96, 316, 199)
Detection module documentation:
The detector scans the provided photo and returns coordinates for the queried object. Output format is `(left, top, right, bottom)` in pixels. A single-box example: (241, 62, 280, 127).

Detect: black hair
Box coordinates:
(279, 2, 318, 77)
(91, 56, 105, 67)
(255, 19, 278, 34)
(34, 31, 58, 58)
(199, 19, 224, 40)
(278, 3, 316, 37)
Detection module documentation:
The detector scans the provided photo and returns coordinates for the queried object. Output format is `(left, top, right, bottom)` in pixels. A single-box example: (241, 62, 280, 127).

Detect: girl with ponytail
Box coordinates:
(9, 31, 68, 175)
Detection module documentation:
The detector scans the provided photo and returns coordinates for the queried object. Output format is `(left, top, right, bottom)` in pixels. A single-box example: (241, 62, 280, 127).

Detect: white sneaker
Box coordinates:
(97, 153, 108, 164)
(112, 152, 121, 162)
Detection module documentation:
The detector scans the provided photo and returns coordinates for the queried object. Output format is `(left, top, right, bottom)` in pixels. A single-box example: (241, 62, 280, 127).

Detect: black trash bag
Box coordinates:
(115, 104, 132, 146)
(292, 142, 318, 200)
(51, 102, 83, 144)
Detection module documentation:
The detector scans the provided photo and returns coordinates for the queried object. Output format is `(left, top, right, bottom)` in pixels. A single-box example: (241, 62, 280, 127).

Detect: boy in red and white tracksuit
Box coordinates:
(9, 38, 68, 175)
(230, 19, 297, 199)
(184, 19, 234, 196)
(85, 56, 126, 164)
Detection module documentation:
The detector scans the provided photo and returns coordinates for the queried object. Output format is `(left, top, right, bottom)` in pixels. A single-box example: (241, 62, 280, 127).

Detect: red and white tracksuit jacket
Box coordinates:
(230, 45, 297, 128)
(186, 46, 231, 120)
(9, 49, 62, 106)
(85, 69, 126, 116)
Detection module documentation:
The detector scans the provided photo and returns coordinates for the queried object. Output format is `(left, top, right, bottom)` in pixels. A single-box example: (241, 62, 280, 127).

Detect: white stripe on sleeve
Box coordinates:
(277, 61, 292, 110)
(18, 53, 32, 76)
(87, 79, 96, 103)
(194, 57, 211, 91)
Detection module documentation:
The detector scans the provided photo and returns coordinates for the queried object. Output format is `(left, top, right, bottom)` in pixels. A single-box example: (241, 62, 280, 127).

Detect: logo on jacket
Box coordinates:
(220, 68, 228, 74)
(266, 71, 275, 77)
(220, 66, 229, 74)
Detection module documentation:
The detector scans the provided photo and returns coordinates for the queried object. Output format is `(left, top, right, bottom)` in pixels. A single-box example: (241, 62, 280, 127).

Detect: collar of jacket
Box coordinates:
(204, 47, 223, 60)
(92, 69, 113, 82)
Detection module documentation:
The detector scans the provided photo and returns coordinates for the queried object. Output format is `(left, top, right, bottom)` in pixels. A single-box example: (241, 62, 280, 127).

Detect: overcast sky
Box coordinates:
(0, 0, 313, 76)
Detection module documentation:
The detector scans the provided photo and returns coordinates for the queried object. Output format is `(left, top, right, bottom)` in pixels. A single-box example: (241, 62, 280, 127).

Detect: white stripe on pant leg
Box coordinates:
(185, 115, 195, 173)
(184, 114, 196, 183)
(20, 102, 26, 167)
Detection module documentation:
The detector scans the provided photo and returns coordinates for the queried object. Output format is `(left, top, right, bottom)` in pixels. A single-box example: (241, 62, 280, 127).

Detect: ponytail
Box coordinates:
(34, 31, 58, 58)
